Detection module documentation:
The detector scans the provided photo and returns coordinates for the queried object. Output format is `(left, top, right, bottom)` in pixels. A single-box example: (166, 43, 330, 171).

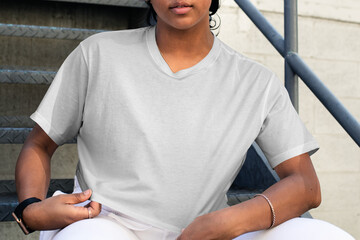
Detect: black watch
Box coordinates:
(12, 197, 41, 235)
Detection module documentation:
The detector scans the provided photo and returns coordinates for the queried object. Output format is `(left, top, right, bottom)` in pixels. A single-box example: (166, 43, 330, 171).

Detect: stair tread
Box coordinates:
(0, 23, 104, 40)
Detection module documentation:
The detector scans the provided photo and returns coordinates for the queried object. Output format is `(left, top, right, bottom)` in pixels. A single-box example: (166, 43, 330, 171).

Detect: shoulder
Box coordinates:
(216, 38, 277, 88)
(217, 38, 274, 77)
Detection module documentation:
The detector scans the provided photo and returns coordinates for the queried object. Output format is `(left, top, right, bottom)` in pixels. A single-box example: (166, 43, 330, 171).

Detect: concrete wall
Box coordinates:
(218, 0, 360, 238)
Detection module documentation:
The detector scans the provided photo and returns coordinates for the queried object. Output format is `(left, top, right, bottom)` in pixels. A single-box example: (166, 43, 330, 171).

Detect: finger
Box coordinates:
(88, 201, 102, 217)
(70, 201, 97, 221)
(70, 205, 94, 221)
(64, 189, 92, 204)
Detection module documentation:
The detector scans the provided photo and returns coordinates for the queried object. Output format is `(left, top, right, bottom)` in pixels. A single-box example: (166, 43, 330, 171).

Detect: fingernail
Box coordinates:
(83, 189, 91, 195)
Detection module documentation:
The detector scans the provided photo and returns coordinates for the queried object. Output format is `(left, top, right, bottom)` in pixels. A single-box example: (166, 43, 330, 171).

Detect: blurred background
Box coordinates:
(0, 0, 359, 239)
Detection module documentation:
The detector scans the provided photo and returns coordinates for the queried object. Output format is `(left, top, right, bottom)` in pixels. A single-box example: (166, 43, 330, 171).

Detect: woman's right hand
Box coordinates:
(22, 189, 102, 230)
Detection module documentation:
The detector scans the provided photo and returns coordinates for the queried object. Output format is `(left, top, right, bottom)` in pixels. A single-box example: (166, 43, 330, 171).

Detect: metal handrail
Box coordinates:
(286, 53, 360, 145)
(234, 0, 360, 147)
(284, 0, 299, 110)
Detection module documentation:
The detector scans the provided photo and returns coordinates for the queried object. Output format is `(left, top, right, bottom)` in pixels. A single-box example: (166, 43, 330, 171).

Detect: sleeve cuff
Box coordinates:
(268, 140, 320, 168)
(30, 111, 66, 145)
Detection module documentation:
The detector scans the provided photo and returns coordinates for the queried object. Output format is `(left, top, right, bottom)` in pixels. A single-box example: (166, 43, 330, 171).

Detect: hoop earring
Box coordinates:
(209, 13, 221, 36)
(209, 15, 216, 29)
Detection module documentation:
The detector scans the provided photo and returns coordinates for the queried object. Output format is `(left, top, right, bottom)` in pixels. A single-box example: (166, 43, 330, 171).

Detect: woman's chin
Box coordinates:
(158, 19, 208, 32)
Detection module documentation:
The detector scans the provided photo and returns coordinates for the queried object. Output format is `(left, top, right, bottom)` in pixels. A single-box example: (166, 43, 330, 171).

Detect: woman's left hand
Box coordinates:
(176, 209, 234, 240)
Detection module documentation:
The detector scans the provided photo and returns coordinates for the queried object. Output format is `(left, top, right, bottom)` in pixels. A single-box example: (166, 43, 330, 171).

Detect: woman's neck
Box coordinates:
(155, 21, 214, 73)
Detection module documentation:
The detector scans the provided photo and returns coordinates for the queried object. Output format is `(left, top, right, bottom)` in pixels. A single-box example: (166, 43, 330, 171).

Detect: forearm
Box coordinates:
(15, 125, 57, 202)
(225, 173, 320, 237)
(15, 143, 51, 201)
(13, 126, 101, 231)
(222, 154, 321, 238)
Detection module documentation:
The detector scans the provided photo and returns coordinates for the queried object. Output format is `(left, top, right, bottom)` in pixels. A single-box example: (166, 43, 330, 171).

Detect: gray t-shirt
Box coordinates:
(31, 26, 318, 232)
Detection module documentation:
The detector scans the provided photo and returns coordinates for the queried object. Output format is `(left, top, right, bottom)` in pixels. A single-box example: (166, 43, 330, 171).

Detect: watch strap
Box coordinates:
(12, 197, 41, 235)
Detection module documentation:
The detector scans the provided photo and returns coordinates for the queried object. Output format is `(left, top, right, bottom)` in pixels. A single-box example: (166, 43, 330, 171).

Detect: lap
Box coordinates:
(41, 185, 354, 240)
(41, 216, 354, 240)
(41, 215, 139, 240)
(39, 211, 179, 240)
(40, 216, 354, 240)
(234, 218, 355, 240)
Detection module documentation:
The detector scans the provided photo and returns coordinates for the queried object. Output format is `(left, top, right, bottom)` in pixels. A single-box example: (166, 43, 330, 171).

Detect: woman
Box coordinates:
(14, 0, 354, 239)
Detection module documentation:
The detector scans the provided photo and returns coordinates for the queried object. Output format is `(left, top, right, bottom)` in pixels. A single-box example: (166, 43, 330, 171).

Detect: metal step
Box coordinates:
(226, 189, 261, 206)
(0, 116, 35, 128)
(44, 0, 147, 8)
(0, 23, 104, 40)
(0, 69, 55, 85)
(232, 143, 279, 190)
(0, 128, 32, 144)
(0, 128, 76, 144)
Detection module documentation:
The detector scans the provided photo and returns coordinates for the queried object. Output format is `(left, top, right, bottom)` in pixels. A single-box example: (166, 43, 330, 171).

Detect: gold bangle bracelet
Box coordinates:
(254, 194, 276, 229)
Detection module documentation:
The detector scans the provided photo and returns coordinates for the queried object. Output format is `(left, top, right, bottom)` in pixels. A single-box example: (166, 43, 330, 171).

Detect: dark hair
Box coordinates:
(146, 0, 220, 29)
(209, 0, 219, 16)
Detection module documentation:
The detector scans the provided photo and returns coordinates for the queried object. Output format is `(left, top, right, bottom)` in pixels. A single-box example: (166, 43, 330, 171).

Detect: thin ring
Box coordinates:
(88, 208, 92, 219)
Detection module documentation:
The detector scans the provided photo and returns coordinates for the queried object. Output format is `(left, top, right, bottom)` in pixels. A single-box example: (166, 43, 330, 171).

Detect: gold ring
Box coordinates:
(88, 208, 92, 219)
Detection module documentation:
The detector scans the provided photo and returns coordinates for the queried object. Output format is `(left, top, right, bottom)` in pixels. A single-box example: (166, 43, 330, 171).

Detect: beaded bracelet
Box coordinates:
(254, 194, 276, 229)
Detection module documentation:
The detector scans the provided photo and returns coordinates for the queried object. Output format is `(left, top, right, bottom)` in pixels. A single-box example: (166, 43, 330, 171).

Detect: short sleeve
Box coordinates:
(30, 44, 88, 145)
(255, 74, 319, 168)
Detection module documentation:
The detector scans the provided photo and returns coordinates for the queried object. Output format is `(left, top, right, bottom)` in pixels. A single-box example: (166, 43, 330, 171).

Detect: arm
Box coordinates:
(177, 153, 321, 239)
(16, 124, 58, 202)
(15, 124, 101, 230)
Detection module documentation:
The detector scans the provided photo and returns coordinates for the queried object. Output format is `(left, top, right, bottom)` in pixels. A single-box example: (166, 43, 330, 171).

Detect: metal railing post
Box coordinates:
(284, 0, 299, 111)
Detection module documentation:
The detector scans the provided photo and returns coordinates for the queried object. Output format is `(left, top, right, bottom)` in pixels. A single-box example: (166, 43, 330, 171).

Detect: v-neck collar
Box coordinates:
(146, 26, 221, 80)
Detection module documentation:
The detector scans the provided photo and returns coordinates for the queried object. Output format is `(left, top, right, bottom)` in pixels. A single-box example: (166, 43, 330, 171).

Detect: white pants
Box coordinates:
(40, 214, 355, 240)
(40, 179, 355, 240)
